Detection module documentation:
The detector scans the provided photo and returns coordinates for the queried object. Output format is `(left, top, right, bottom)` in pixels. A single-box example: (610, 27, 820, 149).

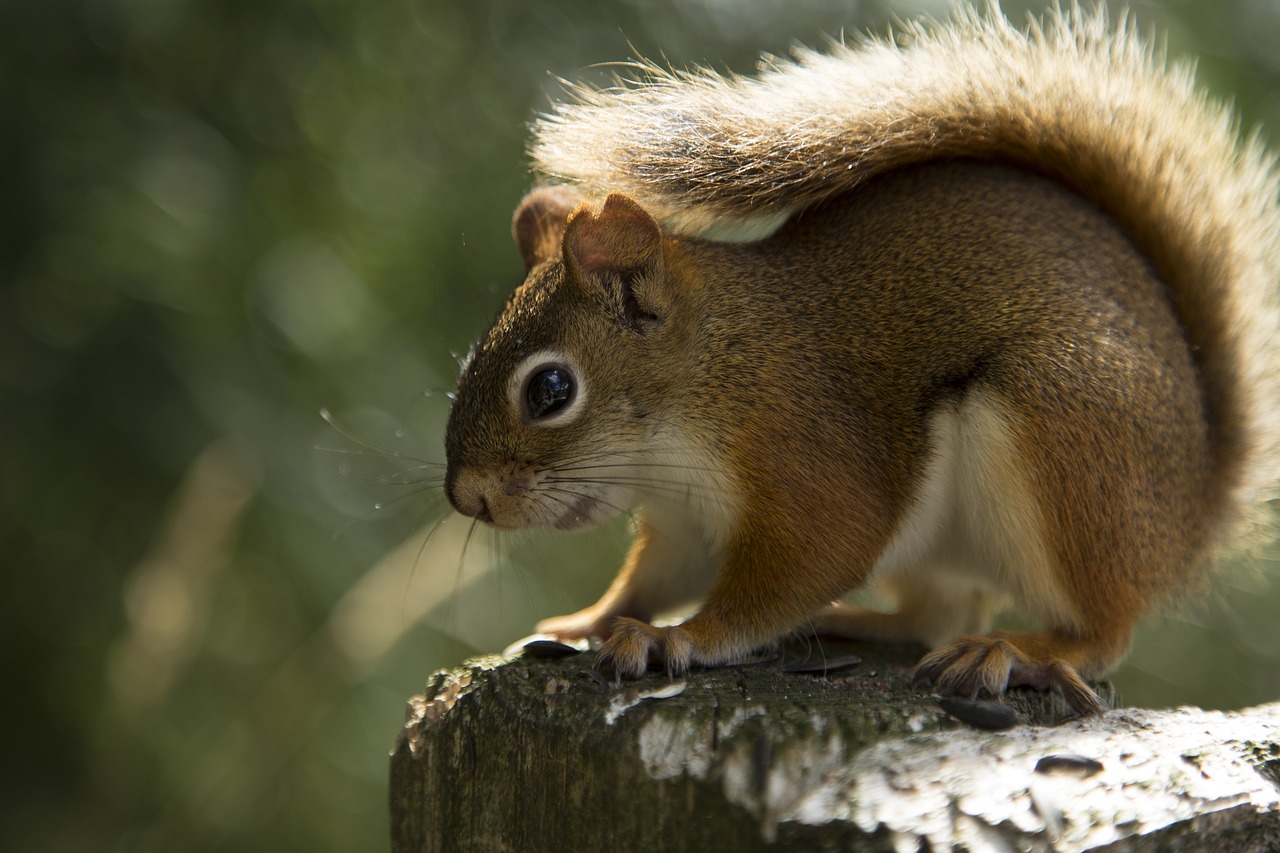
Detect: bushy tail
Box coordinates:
(530, 4, 1280, 557)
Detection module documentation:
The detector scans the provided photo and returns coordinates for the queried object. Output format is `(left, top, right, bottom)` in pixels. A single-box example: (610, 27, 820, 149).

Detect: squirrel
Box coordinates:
(441, 6, 1280, 714)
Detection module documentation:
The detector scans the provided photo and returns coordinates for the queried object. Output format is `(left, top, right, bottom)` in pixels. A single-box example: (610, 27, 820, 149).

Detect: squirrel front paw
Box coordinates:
(536, 607, 618, 642)
(594, 618, 698, 678)
(912, 630, 1110, 715)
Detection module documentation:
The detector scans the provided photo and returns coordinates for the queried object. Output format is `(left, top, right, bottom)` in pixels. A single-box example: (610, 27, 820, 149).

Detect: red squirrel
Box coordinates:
(441, 8, 1280, 713)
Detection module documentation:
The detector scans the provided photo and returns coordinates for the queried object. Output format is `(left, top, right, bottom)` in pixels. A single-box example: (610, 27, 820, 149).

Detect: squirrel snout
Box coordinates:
(444, 467, 489, 521)
(467, 494, 494, 524)
(445, 466, 530, 527)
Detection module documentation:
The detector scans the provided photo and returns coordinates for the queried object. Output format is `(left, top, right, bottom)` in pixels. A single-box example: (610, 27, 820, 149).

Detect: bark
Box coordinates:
(389, 640, 1280, 852)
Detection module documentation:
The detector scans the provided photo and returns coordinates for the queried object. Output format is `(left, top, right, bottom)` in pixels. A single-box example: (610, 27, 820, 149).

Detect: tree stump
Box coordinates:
(389, 640, 1280, 852)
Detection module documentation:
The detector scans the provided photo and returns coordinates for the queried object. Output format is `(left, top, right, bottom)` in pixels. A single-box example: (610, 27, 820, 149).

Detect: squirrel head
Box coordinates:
(444, 188, 693, 531)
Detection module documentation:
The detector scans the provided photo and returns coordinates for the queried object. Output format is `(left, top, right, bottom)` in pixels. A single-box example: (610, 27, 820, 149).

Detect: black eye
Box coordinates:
(525, 367, 574, 419)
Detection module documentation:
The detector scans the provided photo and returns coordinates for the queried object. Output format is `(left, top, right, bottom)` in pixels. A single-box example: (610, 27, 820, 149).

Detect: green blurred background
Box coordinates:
(3, 0, 1278, 850)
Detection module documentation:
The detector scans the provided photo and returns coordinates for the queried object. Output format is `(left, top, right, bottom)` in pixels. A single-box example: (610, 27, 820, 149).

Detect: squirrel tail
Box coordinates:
(530, 4, 1280, 559)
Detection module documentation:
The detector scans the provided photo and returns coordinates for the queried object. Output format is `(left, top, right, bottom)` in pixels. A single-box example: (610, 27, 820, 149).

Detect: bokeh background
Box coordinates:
(3, 0, 1279, 850)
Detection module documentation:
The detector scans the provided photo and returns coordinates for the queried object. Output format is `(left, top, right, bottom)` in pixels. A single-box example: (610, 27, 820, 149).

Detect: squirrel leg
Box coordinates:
(594, 607, 763, 679)
(906, 337, 1208, 715)
(535, 556, 652, 641)
(537, 515, 718, 642)
(594, 599, 773, 679)
(535, 592, 635, 642)
(883, 386, 1153, 715)
(811, 571, 1005, 647)
(595, 537, 856, 678)
(815, 572, 1116, 714)
(912, 628, 1127, 715)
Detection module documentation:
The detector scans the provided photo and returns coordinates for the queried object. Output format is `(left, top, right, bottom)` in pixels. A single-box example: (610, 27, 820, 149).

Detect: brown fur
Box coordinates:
(444, 7, 1280, 713)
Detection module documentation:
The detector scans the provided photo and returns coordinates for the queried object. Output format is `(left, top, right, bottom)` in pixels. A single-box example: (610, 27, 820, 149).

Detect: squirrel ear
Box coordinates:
(512, 186, 584, 270)
(563, 193, 669, 329)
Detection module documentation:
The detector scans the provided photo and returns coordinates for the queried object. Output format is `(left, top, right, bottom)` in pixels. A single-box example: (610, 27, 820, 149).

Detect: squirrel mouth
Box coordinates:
(553, 494, 601, 531)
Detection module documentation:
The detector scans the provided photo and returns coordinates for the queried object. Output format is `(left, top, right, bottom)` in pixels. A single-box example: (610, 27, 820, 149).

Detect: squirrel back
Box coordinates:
(530, 6, 1280, 557)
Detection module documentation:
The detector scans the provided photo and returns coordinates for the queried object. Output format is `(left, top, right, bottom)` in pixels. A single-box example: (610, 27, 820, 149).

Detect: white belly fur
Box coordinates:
(866, 388, 1081, 645)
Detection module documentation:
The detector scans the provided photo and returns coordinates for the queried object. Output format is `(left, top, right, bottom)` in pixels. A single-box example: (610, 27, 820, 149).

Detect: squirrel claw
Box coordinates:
(594, 618, 694, 679)
(913, 633, 1109, 716)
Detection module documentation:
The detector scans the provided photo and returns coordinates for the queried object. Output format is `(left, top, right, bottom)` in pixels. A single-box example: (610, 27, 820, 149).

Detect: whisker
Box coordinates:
(400, 511, 453, 627)
(318, 407, 444, 467)
(328, 486, 444, 542)
(483, 523, 502, 629)
(530, 447, 651, 474)
(536, 487, 599, 524)
(315, 445, 407, 458)
(314, 446, 445, 470)
(449, 517, 483, 639)
(797, 618, 822, 662)
(536, 488, 584, 519)
(542, 486, 700, 554)
(505, 533, 539, 627)
(533, 429, 726, 474)
(545, 475, 726, 503)
(542, 486, 640, 523)
(337, 468, 446, 488)
(546, 473, 719, 489)
(372, 485, 447, 515)
(378, 469, 447, 487)
(551, 460, 722, 475)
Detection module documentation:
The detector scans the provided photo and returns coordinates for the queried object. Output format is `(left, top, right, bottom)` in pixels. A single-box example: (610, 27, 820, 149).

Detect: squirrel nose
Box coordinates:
(445, 466, 499, 523)
(444, 468, 476, 517)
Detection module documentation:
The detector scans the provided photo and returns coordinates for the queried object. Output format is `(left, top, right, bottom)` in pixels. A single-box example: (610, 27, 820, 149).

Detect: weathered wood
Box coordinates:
(389, 640, 1280, 852)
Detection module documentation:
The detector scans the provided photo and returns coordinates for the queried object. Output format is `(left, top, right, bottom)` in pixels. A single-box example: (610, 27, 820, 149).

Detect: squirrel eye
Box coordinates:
(525, 367, 574, 419)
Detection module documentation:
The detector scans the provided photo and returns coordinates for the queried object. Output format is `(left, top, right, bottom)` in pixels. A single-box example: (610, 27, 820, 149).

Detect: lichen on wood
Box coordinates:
(389, 640, 1280, 852)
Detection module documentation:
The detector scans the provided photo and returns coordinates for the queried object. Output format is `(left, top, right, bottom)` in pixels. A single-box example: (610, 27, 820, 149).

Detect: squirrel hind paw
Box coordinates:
(594, 618, 694, 679)
(912, 631, 1110, 716)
